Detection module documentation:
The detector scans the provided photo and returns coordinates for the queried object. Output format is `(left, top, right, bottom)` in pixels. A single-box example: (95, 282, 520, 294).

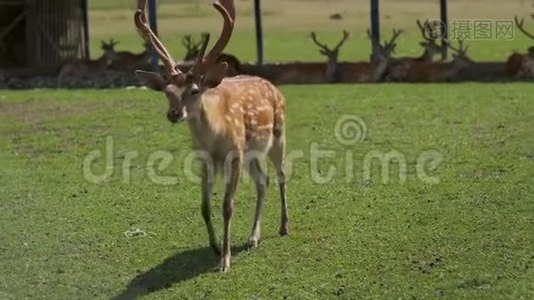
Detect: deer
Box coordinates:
(331, 28, 399, 83)
(133, 0, 289, 272)
(262, 29, 394, 84)
(309, 30, 350, 82)
(181, 33, 241, 77)
(506, 16, 534, 78)
(248, 61, 331, 84)
(58, 41, 116, 78)
(182, 34, 206, 62)
(406, 39, 474, 82)
(386, 19, 446, 81)
(103, 39, 152, 72)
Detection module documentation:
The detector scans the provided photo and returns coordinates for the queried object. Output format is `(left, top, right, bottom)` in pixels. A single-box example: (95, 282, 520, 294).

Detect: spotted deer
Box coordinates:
(309, 30, 350, 82)
(58, 40, 116, 78)
(104, 39, 152, 72)
(332, 29, 398, 83)
(406, 40, 474, 82)
(506, 16, 534, 78)
(133, 0, 288, 272)
(386, 20, 446, 81)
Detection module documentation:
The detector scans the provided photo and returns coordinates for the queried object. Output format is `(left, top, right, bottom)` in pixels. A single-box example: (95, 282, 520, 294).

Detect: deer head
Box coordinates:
(102, 39, 119, 50)
(182, 34, 206, 61)
(134, 0, 235, 123)
(445, 39, 473, 67)
(416, 19, 446, 59)
(100, 40, 120, 66)
(367, 28, 400, 61)
(310, 30, 350, 64)
(383, 29, 403, 54)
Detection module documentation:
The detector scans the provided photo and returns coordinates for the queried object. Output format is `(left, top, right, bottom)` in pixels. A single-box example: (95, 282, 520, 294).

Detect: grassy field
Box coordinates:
(86, 0, 534, 62)
(1, 0, 533, 299)
(1, 83, 533, 298)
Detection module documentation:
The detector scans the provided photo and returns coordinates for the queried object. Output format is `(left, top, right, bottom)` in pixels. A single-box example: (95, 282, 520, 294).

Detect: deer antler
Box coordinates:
(191, 0, 235, 75)
(183, 35, 205, 52)
(366, 28, 400, 55)
(514, 16, 534, 39)
(444, 39, 468, 55)
(101, 39, 119, 51)
(310, 32, 330, 53)
(416, 19, 435, 41)
(334, 30, 350, 51)
(135, 0, 179, 77)
(310, 30, 349, 54)
(135, 0, 234, 80)
(109, 39, 119, 47)
(384, 28, 403, 50)
(366, 28, 381, 48)
(182, 35, 194, 51)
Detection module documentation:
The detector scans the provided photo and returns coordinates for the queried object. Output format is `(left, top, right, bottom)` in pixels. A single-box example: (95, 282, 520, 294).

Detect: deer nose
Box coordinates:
(167, 109, 182, 123)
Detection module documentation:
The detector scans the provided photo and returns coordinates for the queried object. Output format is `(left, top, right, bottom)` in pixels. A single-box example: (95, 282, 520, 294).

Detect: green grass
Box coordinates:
(1, 0, 533, 298)
(1, 83, 533, 299)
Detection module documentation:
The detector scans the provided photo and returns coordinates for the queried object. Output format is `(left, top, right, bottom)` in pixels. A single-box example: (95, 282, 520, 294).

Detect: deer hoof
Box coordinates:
(220, 258, 231, 273)
(279, 225, 289, 237)
(247, 237, 259, 249)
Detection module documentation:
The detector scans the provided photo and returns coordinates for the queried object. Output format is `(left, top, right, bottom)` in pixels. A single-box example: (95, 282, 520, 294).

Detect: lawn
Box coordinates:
(1, 0, 533, 298)
(1, 83, 533, 299)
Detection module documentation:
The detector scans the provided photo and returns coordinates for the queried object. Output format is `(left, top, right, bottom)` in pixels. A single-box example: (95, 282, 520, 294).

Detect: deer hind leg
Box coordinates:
(201, 161, 220, 256)
(221, 152, 242, 272)
(247, 157, 268, 249)
(268, 135, 289, 236)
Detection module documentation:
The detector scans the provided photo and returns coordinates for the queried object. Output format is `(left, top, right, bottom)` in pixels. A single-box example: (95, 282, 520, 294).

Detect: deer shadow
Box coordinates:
(111, 245, 248, 300)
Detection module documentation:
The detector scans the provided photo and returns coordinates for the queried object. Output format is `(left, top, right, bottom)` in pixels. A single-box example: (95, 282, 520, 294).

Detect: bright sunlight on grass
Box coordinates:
(1, 83, 533, 298)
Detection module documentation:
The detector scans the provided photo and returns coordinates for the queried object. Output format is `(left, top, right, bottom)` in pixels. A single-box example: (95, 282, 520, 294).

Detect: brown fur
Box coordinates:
(109, 44, 151, 72)
(387, 41, 445, 81)
(58, 41, 116, 78)
(506, 52, 534, 78)
(406, 55, 473, 82)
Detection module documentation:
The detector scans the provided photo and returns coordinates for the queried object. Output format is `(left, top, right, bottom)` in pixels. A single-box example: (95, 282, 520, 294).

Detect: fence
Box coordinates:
(0, 0, 88, 69)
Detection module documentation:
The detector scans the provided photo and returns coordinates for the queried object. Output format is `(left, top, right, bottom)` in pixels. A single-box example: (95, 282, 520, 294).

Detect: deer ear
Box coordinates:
(135, 70, 166, 91)
(202, 62, 228, 88)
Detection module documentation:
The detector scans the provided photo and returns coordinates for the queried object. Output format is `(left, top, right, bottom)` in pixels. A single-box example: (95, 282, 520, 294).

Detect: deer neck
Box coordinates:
(186, 88, 228, 149)
(453, 56, 472, 70)
(96, 53, 111, 68)
(371, 58, 388, 81)
(325, 55, 338, 82)
(419, 49, 433, 62)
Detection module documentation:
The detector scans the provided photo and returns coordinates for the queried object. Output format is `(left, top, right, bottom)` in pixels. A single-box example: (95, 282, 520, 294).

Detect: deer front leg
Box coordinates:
(201, 162, 220, 256)
(248, 158, 268, 249)
(221, 152, 242, 272)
